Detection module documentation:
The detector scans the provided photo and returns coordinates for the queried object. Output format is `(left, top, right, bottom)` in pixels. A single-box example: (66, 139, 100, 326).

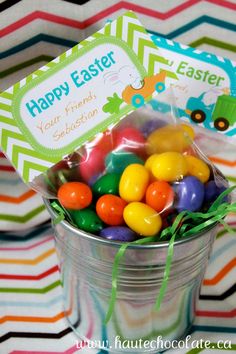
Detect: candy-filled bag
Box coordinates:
(39, 88, 229, 233)
(40, 89, 235, 353)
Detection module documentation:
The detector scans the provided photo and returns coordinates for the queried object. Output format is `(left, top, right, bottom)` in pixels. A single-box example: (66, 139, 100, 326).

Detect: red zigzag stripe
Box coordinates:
(0, 0, 236, 38)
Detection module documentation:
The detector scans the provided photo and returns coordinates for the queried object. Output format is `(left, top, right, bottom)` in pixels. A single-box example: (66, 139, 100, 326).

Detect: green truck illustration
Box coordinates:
(212, 95, 236, 131)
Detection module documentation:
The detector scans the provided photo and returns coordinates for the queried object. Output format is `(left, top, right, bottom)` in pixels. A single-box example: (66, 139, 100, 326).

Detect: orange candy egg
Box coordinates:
(58, 182, 92, 210)
(145, 181, 174, 213)
(96, 194, 127, 226)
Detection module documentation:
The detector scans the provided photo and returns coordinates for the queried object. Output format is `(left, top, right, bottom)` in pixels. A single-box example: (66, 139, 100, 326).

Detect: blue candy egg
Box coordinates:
(176, 176, 204, 212)
(100, 226, 137, 242)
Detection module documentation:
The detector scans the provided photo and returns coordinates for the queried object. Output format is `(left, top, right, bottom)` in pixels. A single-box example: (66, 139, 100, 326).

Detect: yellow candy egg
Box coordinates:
(119, 164, 149, 202)
(180, 123, 195, 140)
(144, 154, 159, 181)
(144, 154, 159, 171)
(123, 202, 162, 236)
(146, 125, 192, 154)
(151, 152, 188, 182)
(185, 155, 210, 183)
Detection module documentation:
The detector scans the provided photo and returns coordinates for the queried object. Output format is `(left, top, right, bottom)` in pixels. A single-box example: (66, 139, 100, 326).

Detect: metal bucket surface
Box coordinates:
(45, 199, 217, 353)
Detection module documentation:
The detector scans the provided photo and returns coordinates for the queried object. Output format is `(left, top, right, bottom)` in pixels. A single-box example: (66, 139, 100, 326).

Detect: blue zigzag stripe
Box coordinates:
(209, 239, 236, 264)
(0, 295, 63, 308)
(148, 16, 236, 39)
(0, 223, 51, 241)
(0, 34, 77, 59)
(192, 325, 236, 334)
(1, 16, 236, 60)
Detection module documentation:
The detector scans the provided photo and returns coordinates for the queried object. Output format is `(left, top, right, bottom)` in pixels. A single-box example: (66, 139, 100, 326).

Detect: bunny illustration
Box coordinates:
(102, 66, 167, 114)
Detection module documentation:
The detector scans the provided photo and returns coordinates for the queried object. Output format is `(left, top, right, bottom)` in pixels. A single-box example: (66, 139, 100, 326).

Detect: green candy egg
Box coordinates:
(92, 173, 121, 196)
(71, 208, 103, 233)
(105, 151, 144, 174)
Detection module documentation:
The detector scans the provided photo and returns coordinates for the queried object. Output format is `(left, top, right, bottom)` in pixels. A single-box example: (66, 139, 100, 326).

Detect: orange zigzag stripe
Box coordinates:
(0, 248, 55, 265)
(209, 156, 236, 167)
(203, 258, 236, 285)
(0, 190, 36, 203)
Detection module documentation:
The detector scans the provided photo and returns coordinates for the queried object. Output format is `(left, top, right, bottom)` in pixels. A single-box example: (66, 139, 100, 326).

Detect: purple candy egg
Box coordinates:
(176, 176, 204, 212)
(205, 180, 227, 203)
(140, 119, 167, 137)
(100, 226, 137, 242)
(205, 180, 218, 202)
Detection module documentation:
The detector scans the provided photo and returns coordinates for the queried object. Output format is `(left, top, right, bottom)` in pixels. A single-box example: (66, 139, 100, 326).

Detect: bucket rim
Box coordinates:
(44, 198, 218, 249)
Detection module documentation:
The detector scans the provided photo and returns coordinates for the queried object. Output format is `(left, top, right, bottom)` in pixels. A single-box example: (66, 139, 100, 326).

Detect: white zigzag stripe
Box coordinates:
(132, 30, 150, 56)
(20, 77, 27, 88)
(66, 48, 73, 57)
(0, 109, 13, 118)
(109, 20, 118, 37)
(4, 137, 33, 162)
(0, 97, 12, 105)
(17, 155, 52, 180)
(142, 45, 167, 73)
(121, 15, 142, 43)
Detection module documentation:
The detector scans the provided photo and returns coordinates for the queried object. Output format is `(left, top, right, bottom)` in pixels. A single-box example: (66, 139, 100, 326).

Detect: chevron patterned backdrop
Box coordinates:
(0, 0, 236, 353)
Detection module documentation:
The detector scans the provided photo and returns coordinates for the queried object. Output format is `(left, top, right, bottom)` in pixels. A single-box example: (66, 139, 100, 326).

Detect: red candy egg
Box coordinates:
(145, 181, 174, 213)
(96, 130, 114, 154)
(96, 194, 127, 226)
(79, 147, 106, 182)
(114, 127, 146, 156)
(58, 182, 92, 210)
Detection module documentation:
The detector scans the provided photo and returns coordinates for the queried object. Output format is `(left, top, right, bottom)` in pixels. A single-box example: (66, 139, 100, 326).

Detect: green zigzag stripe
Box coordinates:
(104, 22, 111, 36)
(12, 144, 58, 168)
(0, 92, 13, 99)
(0, 116, 17, 126)
(137, 38, 160, 60)
(23, 160, 51, 182)
(0, 103, 12, 113)
(127, 23, 147, 49)
(92, 32, 104, 39)
(1, 129, 27, 152)
(0, 280, 61, 293)
(190, 37, 236, 53)
(116, 15, 123, 39)
(0, 205, 45, 223)
(13, 82, 20, 94)
(217, 227, 236, 239)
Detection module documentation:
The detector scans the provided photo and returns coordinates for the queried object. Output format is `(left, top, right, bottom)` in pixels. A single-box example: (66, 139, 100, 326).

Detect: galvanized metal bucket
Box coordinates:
(45, 199, 217, 353)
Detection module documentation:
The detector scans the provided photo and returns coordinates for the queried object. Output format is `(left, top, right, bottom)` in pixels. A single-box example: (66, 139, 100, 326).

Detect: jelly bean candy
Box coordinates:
(151, 152, 188, 182)
(146, 125, 191, 154)
(92, 173, 121, 196)
(79, 147, 106, 182)
(123, 202, 162, 237)
(119, 164, 149, 202)
(114, 126, 146, 156)
(96, 194, 127, 226)
(58, 182, 92, 210)
(105, 151, 144, 174)
(175, 176, 204, 212)
(71, 208, 103, 233)
(100, 226, 137, 241)
(185, 155, 210, 183)
(146, 181, 174, 213)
